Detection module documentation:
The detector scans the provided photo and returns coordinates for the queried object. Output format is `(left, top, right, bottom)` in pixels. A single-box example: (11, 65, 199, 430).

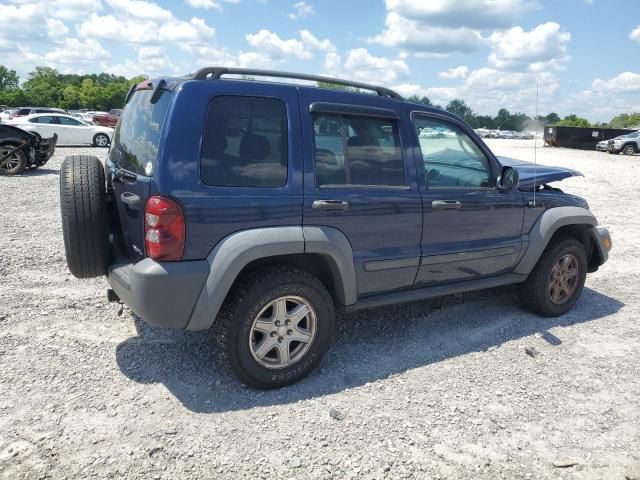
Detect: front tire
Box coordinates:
(215, 266, 335, 389)
(0, 145, 27, 175)
(93, 133, 110, 148)
(520, 237, 587, 317)
(623, 145, 636, 156)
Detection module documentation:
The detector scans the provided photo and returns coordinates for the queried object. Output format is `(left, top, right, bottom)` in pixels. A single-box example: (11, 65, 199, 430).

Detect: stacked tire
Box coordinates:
(59, 155, 110, 278)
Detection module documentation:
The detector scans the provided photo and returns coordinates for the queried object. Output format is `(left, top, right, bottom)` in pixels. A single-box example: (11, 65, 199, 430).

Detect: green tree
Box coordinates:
(557, 114, 591, 128)
(0, 66, 19, 90)
(545, 112, 561, 124)
(608, 112, 640, 129)
(407, 95, 433, 107)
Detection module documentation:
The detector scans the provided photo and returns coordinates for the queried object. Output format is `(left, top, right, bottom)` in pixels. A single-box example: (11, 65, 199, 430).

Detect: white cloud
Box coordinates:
(45, 38, 110, 65)
(325, 48, 410, 84)
(289, 1, 314, 20)
(299, 30, 335, 52)
(487, 22, 571, 72)
(246, 29, 313, 60)
(630, 26, 640, 43)
(45, 18, 69, 39)
(106, 0, 173, 21)
(370, 0, 539, 54)
(48, 0, 102, 21)
(439, 65, 468, 80)
(387, 0, 540, 29)
(591, 71, 640, 93)
(185, 0, 240, 9)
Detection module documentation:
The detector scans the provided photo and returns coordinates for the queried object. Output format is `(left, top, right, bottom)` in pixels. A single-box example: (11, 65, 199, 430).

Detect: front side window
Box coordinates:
(414, 116, 492, 189)
(313, 114, 405, 187)
(201, 96, 288, 188)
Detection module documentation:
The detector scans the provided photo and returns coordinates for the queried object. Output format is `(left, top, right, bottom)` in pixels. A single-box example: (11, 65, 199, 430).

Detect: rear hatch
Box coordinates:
(106, 85, 172, 262)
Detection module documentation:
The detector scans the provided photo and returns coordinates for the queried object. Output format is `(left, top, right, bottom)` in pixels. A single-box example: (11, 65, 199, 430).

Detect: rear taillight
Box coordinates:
(144, 196, 185, 261)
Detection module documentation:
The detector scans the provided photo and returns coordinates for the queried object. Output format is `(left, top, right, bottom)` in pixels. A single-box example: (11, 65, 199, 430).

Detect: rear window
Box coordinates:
(201, 96, 288, 188)
(112, 90, 171, 176)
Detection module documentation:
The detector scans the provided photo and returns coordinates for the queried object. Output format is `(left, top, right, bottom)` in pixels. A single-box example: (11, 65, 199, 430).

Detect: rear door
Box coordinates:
(300, 89, 422, 298)
(106, 87, 172, 261)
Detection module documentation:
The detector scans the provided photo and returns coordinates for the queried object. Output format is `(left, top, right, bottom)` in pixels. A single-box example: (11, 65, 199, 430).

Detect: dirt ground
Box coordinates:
(0, 140, 638, 479)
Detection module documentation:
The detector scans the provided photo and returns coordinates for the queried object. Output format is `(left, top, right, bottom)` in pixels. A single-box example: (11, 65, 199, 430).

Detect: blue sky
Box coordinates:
(1, 0, 639, 121)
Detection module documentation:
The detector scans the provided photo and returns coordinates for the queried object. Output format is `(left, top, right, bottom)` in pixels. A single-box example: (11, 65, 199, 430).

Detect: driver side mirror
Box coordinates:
(497, 166, 519, 191)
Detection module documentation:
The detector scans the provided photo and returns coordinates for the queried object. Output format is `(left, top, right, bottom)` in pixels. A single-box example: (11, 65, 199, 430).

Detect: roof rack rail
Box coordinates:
(191, 67, 403, 100)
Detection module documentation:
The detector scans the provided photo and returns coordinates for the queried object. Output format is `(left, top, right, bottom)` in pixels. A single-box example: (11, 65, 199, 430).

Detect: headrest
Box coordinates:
(239, 133, 270, 161)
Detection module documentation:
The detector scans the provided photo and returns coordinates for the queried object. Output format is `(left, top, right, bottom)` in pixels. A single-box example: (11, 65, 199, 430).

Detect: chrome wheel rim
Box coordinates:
(0, 147, 20, 172)
(249, 295, 317, 369)
(624, 146, 634, 155)
(549, 253, 579, 304)
(95, 135, 108, 147)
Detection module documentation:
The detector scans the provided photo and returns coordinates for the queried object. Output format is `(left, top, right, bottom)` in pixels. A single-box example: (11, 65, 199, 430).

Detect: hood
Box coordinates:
(497, 156, 582, 190)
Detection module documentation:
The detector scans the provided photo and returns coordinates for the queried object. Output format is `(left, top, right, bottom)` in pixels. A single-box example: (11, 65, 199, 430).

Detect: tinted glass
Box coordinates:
(414, 117, 492, 188)
(201, 96, 288, 188)
(112, 89, 171, 176)
(32, 116, 57, 124)
(313, 114, 405, 187)
(58, 116, 82, 126)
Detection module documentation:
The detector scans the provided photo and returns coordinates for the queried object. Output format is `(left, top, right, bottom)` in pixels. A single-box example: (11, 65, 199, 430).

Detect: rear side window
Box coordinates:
(201, 96, 288, 188)
(312, 114, 405, 187)
(112, 89, 171, 176)
(30, 116, 57, 124)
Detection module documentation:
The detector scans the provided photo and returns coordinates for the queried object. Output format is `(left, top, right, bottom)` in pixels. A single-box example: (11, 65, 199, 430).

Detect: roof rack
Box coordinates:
(191, 67, 403, 100)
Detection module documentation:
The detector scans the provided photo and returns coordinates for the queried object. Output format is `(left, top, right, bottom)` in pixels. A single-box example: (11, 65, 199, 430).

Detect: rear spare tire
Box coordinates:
(60, 155, 110, 278)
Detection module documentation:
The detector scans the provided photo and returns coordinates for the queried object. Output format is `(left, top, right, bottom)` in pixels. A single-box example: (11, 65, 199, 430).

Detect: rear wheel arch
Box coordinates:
(186, 226, 357, 331)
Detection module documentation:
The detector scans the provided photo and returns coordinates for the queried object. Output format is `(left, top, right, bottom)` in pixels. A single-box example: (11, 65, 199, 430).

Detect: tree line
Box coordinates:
(407, 96, 639, 131)
(0, 65, 144, 112)
(1, 65, 639, 130)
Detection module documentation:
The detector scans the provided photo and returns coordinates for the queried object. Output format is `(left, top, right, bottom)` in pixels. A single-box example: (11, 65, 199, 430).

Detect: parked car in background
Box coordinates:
(607, 130, 639, 155)
(69, 111, 96, 124)
(0, 109, 16, 123)
(13, 113, 113, 147)
(92, 109, 122, 127)
(0, 123, 57, 175)
(9, 107, 66, 121)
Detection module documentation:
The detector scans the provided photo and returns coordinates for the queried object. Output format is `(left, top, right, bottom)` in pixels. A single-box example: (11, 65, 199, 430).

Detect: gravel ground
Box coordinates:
(0, 140, 639, 479)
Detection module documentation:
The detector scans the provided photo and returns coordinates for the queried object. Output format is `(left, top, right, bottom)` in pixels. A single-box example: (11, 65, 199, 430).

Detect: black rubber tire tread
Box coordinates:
(59, 155, 110, 278)
(623, 144, 636, 155)
(93, 133, 110, 148)
(214, 265, 335, 389)
(0, 146, 27, 176)
(520, 237, 587, 317)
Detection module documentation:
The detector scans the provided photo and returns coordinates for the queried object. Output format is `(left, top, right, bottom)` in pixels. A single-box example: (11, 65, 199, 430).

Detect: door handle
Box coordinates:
(432, 200, 462, 210)
(120, 192, 141, 209)
(312, 200, 350, 211)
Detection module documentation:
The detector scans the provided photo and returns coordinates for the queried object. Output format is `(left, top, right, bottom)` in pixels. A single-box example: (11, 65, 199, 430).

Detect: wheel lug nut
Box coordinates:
(287, 329, 292, 335)
(278, 336, 283, 343)
(285, 320, 290, 325)
(274, 320, 280, 326)
(270, 331, 276, 337)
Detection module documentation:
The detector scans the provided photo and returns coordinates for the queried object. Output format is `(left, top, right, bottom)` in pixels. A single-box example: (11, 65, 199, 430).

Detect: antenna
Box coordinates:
(533, 82, 539, 207)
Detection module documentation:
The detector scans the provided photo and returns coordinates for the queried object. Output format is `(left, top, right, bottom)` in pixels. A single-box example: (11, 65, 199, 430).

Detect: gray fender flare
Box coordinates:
(514, 206, 597, 275)
(186, 226, 356, 331)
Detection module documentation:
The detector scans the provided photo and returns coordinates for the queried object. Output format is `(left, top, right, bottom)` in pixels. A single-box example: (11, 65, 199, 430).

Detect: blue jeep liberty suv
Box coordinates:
(59, 67, 611, 388)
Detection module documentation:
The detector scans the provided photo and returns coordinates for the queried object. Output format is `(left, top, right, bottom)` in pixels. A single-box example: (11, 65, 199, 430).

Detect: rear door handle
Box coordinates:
(312, 200, 350, 211)
(432, 200, 462, 210)
(120, 192, 141, 209)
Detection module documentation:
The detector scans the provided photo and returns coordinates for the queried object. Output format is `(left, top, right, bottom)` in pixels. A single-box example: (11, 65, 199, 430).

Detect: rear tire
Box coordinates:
(93, 133, 110, 148)
(215, 266, 335, 389)
(0, 145, 27, 175)
(59, 155, 110, 278)
(520, 237, 587, 317)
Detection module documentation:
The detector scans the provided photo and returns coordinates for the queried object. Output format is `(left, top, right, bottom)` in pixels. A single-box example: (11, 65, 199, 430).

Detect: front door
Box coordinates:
(412, 114, 525, 286)
(300, 90, 422, 298)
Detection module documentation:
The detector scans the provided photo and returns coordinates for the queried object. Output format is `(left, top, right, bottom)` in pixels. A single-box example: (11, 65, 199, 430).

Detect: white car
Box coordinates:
(13, 113, 113, 147)
(0, 109, 15, 123)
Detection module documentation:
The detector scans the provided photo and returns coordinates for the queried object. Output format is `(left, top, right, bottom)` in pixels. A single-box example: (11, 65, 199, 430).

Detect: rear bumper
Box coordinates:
(590, 226, 611, 267)
(107, 258, 209, 328)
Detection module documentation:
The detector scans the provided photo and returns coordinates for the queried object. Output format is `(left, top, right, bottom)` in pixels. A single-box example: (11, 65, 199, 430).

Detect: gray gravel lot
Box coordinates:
(0, 140, 639, 479)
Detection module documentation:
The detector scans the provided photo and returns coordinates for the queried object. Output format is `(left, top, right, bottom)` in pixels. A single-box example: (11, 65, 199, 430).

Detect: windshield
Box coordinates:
(110, 89, 171, 176)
